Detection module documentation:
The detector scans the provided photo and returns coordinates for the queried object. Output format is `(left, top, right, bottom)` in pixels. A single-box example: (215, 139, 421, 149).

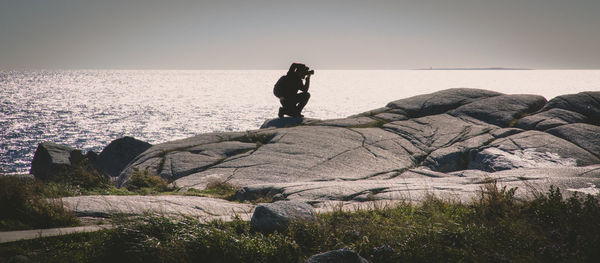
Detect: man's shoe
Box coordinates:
(278, 107, 284, 118)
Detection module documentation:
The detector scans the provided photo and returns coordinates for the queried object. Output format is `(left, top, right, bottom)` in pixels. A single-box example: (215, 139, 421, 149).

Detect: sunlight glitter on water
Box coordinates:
(1, 70, 599, 174)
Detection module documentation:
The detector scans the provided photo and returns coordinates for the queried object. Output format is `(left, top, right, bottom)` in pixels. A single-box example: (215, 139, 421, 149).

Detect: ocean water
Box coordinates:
(1, 70, 599, 174)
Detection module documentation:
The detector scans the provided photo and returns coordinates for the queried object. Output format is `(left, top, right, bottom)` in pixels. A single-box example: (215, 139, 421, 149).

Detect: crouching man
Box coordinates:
(273, 63, 314, 118)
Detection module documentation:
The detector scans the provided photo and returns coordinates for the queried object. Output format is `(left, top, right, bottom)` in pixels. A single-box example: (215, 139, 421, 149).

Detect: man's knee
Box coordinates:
(300, 92, 310, 101)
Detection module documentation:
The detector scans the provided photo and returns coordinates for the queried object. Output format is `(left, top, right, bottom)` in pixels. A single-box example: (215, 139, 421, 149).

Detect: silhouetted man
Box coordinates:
(273, 63, 313, 118)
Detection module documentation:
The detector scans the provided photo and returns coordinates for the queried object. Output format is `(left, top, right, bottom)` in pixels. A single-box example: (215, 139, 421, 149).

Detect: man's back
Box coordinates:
(274, 74, 302, 98)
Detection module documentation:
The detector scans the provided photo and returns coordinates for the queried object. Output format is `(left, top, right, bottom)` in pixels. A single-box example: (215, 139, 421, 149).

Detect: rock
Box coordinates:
(261, 117, 321, 129)
(382, 114, 493, 154)
(173, 126, 418, 189)
(371, 112, 408, 122)
(449, 94, 547, 127)
(541, 91, 600, 123)
(251, 201, 316, 233)
(352, 107, 391, 117)
(158, 141, 258, 181)
(386, 88, 502, 118)
(94, 136, 152, 177)
(468, 131, 600, 171)
(314, 117, 382, 128)
(30, 142, 84, 180)
(546, 123, 600, 158)
(515, 108, 588, 131)
(306, 249, 369, 263)
(116, 132, 267, 186)
(61, 195, 254, 221)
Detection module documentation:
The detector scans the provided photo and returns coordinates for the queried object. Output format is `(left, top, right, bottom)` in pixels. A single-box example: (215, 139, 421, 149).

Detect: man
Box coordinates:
(273, 63, 313, 118)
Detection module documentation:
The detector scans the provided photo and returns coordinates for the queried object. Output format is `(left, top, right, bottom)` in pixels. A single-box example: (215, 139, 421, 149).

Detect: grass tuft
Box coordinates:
(183, 180, 239, 200)
(125, 168, 174, 194)
(0, 176, 80, 231)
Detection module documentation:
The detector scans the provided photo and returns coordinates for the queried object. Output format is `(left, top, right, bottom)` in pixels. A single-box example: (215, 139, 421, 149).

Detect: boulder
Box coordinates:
(306, 249, 369, 263)
(541, 91, 600, 123)
(94, 136, 152, 177)
(30, 142, 84, 180)
(251, 201, 316, 233)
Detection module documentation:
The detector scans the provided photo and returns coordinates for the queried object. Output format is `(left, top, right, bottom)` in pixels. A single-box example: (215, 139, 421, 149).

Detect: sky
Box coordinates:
(1, 0, 599, 69)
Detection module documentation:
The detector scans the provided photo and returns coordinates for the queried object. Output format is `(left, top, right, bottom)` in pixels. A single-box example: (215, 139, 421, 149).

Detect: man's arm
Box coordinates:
(302, 75, 310, 92)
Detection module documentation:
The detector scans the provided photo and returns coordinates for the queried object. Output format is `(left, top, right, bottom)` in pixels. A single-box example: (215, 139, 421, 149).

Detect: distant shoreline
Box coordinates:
(415, 67, 532, 70)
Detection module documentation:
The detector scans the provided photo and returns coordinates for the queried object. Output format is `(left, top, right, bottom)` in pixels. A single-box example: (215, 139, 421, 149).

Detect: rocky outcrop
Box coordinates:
(94, 136, 152, 177)
(30, 142, 84, 180)
(111, 89, 600, 200)
(58, 89, 600, 219)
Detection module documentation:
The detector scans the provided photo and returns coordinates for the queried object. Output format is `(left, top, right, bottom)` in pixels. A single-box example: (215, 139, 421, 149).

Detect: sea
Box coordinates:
(1, 70, 599, 174)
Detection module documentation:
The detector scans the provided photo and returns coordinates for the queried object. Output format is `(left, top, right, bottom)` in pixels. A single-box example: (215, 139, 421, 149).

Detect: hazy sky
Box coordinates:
(1, 0, 599, 69)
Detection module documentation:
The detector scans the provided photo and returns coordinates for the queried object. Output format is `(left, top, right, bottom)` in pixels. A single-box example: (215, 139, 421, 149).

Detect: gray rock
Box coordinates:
(314, 117, 382, 128)
(424, 133, 494, 172)
(546, 123, 600, 158)
(94, 136, 152, 177)
(306, 249, 369, 263)
(449, 94, 547, 127)
(468, 131, 600, 171)
(30, 142, 84, 180)
(116, 131, 266, 186)
(351, 107, 391, 117)
(383, 114, 493, 154)
(372, 112, 408, 122)
(386, 88, 502, 118)
(515, 108, 589, 131)
(158, 141, 258, 181)
(61, 195, 254, 221)
(261, 117, 321, 129)
(542, 91, 600, 123)
(173, 126, 419, 189)
(251, 201, 316, 233)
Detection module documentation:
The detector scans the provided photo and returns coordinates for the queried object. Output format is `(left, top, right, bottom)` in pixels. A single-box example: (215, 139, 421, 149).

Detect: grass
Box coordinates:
(234, 131, 276, 147)
(183, 180, 239, 200)
(0, 164, 177, 230)
(2, 184, 600, 262)
(0, 176, 80, 231)
(125, 168, 175, 195)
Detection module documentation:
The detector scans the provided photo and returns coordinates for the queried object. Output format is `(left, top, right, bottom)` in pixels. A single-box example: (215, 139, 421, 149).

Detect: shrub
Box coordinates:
(52, 159, 111, 190)
(0, 176, 79, 231)
(125, 168, 173, 194)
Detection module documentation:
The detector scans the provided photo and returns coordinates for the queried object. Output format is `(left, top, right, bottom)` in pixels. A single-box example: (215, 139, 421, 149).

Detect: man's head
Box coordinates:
(294, 65, 313, 79)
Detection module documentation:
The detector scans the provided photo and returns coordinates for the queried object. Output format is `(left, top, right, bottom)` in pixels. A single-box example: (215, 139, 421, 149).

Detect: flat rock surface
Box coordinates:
(62, 89, 600, 219)
(62, 195, 254, 221)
